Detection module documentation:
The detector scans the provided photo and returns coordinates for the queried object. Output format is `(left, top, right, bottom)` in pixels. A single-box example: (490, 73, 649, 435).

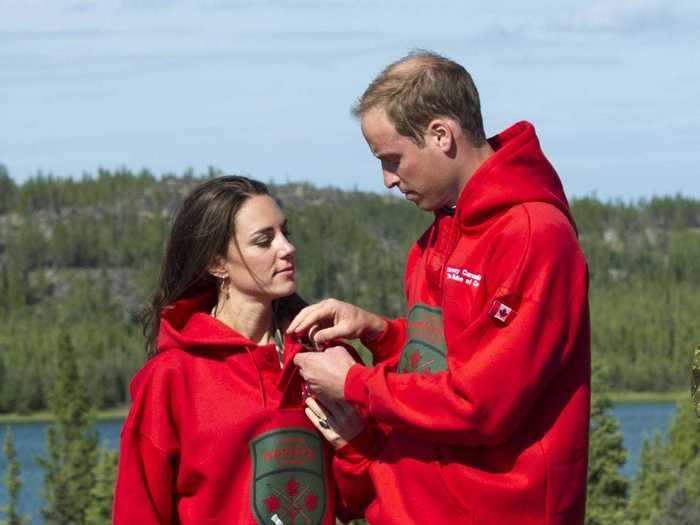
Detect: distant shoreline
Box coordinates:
(608, 391, 685, 404)
(0, 392, 687, 424)
(0, 406, 129, 424)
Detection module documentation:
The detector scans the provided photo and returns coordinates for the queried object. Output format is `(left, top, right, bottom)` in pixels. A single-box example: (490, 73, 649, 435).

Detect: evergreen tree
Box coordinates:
(586, 365, 629, 525)
(36, 332, 98, 525)
(651, 482, 700, 525)
(1, 427, 28, 525)
(626, 432, 675, 524)
(84, 448, 118, 525)
(0, 165, 15, 213)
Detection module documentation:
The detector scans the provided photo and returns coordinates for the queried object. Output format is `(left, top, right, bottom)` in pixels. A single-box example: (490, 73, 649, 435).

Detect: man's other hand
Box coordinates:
(293, 346, 358, 401)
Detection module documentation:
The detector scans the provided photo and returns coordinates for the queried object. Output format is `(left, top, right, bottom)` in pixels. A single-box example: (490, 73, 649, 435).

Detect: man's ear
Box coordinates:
(426, 118, 455, 153)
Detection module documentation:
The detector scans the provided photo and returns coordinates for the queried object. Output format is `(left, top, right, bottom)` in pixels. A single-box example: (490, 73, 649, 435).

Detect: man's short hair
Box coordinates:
(352, 50, 486, 147)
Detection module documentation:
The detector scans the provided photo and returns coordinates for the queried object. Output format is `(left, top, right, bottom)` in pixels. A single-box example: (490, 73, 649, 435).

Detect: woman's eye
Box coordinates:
(255, 237, 272, 247)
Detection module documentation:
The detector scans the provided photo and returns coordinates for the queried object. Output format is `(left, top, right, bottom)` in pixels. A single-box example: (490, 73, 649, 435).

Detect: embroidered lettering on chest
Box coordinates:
(445, 266, 482, 288)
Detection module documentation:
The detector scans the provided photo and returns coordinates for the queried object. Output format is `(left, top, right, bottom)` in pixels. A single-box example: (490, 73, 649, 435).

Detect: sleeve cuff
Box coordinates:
(360, 317, 406, 364)
(334, 424, 377, 462)
(345, 363, 372, 412)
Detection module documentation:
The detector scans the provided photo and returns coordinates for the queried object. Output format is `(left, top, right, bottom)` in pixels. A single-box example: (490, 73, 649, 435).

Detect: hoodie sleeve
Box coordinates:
(344, 212, 589, 446)
(360, 317, 407, 365)
(113, 357, 181, 525)
(332, 423, 381, 518)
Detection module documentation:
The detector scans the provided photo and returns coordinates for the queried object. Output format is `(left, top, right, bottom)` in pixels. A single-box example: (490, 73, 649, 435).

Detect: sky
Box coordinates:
(1, 0, 699, 200)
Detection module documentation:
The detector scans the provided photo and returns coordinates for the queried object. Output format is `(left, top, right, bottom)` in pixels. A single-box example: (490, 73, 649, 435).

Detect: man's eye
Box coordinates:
(382, 156, 400, 171)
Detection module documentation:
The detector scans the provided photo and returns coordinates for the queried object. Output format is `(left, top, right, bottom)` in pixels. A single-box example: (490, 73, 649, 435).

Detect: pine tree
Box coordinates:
(36, 332, 98, 525)
(626, 432, 675, 525)
(84, 448, 118, 525)
(586, 365, 629, 525)
(1, 427, 29, 525)
(651, 481, 700, 525)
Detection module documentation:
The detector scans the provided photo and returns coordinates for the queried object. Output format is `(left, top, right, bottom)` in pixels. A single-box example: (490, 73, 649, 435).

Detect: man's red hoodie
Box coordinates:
(345, 121, 591, 524)
(113, 293, 370, 524)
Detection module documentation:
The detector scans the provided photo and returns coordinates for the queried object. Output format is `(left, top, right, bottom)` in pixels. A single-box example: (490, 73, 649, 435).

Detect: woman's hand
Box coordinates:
(304, 396, 364, 450)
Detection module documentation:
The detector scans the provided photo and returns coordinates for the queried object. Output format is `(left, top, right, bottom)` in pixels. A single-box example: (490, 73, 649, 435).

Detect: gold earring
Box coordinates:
(220, 276, 230, 301)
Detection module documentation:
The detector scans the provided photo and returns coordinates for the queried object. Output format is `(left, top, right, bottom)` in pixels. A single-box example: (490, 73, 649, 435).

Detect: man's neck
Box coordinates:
(456, 141, 495, 198)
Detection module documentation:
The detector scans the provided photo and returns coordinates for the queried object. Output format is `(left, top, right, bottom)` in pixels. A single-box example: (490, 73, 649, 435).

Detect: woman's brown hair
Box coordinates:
(142, 175, 306, 356)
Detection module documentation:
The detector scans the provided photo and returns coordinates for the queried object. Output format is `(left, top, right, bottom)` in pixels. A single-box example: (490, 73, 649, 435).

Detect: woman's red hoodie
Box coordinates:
(345, 121, 591, 524)
(113, 293, 369, 524)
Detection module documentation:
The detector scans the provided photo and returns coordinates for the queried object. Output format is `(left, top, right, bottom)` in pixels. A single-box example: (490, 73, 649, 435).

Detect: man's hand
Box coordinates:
(287, 298, 386, 346)
(293, 345, 358, 401)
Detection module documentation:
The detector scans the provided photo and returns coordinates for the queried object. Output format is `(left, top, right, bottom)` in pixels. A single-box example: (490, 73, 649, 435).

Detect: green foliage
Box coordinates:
(1, 427, 29, 525)
(37, 333, 99, 525)
(0, 165, 16, 214)
(586, 366, 629, 524)
(0, 168, 698, 412)
(650, 483, 700, 525)
(84, 448, 118, 525)
(626, 432, 674, 524)
(626, 398, 700, 524)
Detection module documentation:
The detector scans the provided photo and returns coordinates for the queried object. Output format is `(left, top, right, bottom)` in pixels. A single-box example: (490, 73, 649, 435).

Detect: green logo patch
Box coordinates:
(397, 304, 448, 374)
(250, 428, 326, 525)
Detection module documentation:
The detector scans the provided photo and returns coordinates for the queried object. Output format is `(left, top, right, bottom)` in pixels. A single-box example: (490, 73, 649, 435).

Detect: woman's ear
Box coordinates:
(207, 256, 228, 280)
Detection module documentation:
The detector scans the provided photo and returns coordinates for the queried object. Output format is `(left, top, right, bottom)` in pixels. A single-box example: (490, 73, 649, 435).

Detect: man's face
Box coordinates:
(361, 107, 458, 211)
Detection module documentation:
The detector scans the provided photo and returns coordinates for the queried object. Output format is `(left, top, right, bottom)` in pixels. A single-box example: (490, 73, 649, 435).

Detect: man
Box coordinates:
(291, 50, 590, 524)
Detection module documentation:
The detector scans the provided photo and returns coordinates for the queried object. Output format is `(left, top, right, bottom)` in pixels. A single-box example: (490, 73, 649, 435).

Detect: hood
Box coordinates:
(158, 292, 257, 353)
(456, 121, 576, 232)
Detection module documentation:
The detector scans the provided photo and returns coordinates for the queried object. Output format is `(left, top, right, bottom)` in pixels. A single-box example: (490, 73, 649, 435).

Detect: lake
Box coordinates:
(0, 403, 677, 523)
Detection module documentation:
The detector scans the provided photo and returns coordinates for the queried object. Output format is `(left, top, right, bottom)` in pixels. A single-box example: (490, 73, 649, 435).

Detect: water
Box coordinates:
(0, 419, 123, 523)
(611, 403, 677, 479)
(0, 403, 678, 522)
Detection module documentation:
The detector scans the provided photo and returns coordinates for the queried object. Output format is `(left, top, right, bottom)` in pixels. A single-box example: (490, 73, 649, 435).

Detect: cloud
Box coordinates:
(557, 0, 693, 35)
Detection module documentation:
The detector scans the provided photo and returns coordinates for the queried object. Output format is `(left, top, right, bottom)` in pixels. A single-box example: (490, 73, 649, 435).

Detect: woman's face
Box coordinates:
(219, 194, 297, 302)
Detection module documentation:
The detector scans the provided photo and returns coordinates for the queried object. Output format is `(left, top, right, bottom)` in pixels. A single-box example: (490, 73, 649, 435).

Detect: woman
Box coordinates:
(113, 176, 372, 524)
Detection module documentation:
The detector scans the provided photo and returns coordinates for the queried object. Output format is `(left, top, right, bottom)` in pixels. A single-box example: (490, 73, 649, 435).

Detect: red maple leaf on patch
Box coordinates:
(305, 493, 318, 510)
(264, 495, 280, 513)
(409, 351, 422, 371)
(286, 477, 299, 497)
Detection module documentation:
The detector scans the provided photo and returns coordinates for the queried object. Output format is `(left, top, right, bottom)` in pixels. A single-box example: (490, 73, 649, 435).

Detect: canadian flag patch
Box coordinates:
(488, 300, 515, 324)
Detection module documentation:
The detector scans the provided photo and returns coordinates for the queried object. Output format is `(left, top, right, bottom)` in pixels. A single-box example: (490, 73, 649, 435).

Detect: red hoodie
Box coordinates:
(345, 121, 591, 524)
(113, 293, 370, 524)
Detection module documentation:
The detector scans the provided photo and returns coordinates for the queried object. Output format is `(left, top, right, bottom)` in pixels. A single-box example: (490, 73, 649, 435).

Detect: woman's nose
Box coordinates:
(280, 237, 296, 257)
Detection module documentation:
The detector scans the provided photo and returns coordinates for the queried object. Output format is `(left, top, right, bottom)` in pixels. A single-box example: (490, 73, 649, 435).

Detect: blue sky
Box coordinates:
(1, 0, 698, 199)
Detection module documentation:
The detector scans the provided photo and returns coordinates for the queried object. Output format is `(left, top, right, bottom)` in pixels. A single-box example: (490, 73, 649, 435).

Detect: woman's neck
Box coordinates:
(212, 292, 275, 346)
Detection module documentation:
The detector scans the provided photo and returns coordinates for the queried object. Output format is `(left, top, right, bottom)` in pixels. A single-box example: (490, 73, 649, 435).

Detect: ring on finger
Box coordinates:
(318, 418, 331, 429)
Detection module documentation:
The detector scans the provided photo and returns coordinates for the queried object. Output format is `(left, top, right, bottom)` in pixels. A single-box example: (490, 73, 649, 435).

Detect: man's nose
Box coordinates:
(383, 171, 400, 189)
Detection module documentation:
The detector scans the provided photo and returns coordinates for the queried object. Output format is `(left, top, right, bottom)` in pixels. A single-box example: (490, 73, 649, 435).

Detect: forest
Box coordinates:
(1, 165, 699, 413)
(2, 165, 700, 523)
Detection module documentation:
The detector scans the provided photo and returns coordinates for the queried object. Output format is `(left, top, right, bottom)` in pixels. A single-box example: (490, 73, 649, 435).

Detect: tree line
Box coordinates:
(2, 165, 700, 523)
(1, 165, 699, 416)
